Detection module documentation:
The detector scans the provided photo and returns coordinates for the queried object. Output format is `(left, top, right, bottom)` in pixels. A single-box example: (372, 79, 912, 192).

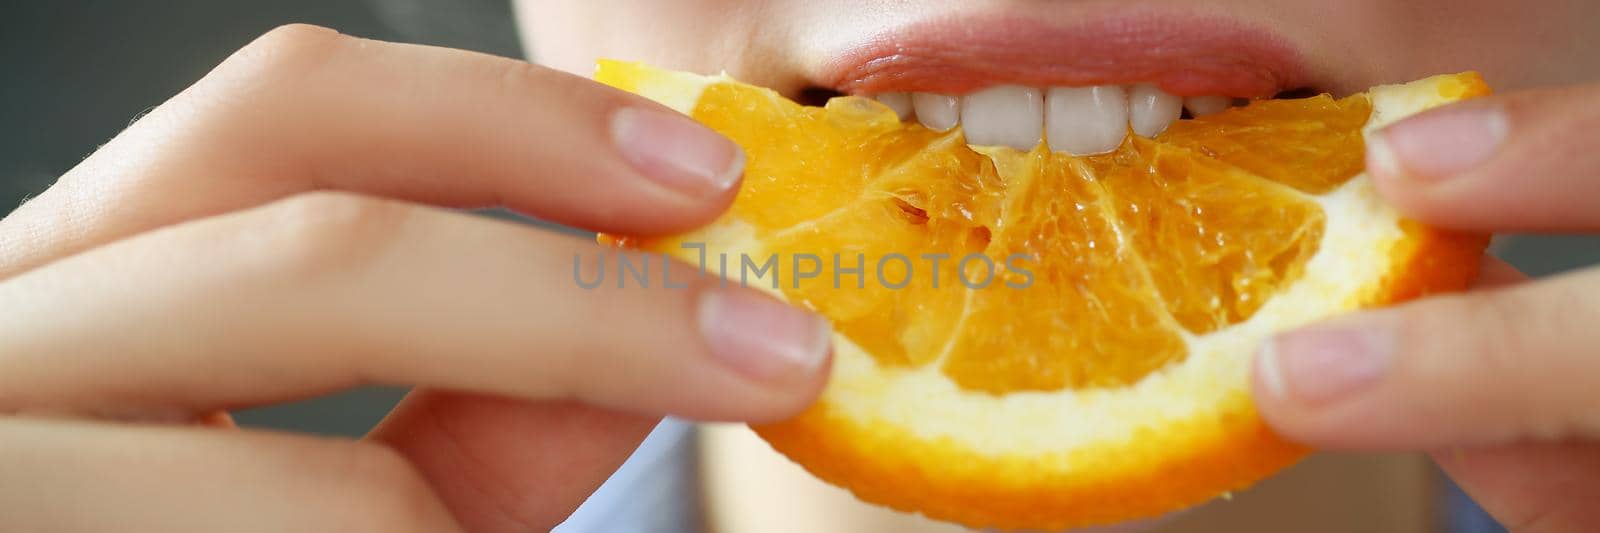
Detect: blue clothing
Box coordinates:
(555, 419, 702, 533)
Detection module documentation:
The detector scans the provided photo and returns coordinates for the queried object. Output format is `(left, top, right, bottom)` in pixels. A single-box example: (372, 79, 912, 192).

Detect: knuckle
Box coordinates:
(1464, 286, 1600, 438)
(492, 58, 549, 98)
(194, 24, 348, 108)
(1429, 290, 1569, 436)
(115, 24, 353, 150)
(245, 192, 410, 283)
(234, 24, 347, 76)
(1456, 293, 1533, 374)
(489, 57, 611, 114)
(1416, 295, 1527, 379)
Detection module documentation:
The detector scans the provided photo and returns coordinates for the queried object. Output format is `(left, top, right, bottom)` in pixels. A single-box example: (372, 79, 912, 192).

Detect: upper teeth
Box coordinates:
(962, 85, 1044, 151)
(1128, 83, 1183, 139)
(1046, 85, 1128, 156)
(911, 93, 960, 132)
(874, 85, 1239, 155)
(1183, 95, 1233, 118)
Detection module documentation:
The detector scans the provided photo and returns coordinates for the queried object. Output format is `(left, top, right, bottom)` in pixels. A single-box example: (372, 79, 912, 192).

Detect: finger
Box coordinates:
(1431, 441, 1600, 532)
(0, 192, 830, 422)
(1367, 83, 1600, 231)
(368, 391, 659, 532)
(1471, 254, 1528, 289)
(1253, 266, 1600, 449)
(0, 23, 743, 279)
(0, 416, 463, 533)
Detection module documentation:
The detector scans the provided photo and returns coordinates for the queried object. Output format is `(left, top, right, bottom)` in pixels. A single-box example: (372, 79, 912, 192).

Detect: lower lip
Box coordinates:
(821, 11, 1309, 98)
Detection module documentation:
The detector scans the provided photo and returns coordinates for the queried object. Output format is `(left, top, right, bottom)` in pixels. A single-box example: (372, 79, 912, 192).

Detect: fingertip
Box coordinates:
(1251, 333, 1325, 444)
(1250, 315, 1402, 448)
(1364, 129, 1424, 211)
(694, 286, 833, 421)
(1363, 127, 1406, 186)
(741, 350, 833, 424)
(1369, 101, 1509, 185)
(1364, 88, 1600, 231)
(1364, 100, 1510, 227)
(697, 287, 832, 383)
(1253, 335, 1289, 401)
(610, 105, 746, 203)
(1254, 320, 1395, 406)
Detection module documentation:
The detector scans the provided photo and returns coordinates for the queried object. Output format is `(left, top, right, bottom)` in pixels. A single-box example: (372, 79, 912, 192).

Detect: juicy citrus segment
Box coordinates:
(938, 147, 1189, 392)
(1158, 94, 1373, 194)
(764, 194, 977, 368)
(1095, 138, 1329, 335)
(696, 85, 954, 231)
(595, 60, 1491, 530)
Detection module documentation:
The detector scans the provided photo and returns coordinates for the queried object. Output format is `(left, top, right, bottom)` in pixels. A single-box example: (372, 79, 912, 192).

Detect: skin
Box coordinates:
(0, 1, 1597, 531)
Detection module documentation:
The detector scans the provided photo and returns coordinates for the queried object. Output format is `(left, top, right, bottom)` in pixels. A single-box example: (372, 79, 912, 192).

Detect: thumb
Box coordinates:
(1366, 82, 1600, 232)
(1252, 264, 1600, 450)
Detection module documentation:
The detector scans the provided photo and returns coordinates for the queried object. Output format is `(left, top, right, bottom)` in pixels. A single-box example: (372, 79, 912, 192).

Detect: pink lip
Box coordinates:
(821, 11, 1310, 99)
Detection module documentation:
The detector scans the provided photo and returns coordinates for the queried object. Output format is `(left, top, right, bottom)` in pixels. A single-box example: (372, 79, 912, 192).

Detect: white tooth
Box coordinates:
(1184, 95, 1231, 117)
(960, 85, 1044, 150)
(1128, 84, 1183, 137)
(1046, 85, 1129, 156)
(912, 93, 960, 132)
(875, 92, 913, 120)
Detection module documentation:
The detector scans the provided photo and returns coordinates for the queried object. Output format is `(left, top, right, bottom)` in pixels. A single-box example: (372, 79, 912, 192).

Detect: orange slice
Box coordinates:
(597, 61, 1490, 530)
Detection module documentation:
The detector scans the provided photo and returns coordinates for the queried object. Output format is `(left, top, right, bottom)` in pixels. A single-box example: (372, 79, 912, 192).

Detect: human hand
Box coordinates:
(0, 25, 831, 532)
(1254, 83, 1600, 531)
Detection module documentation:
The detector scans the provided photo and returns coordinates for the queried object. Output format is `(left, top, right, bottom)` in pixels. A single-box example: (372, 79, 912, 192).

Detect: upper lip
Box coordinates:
(818, 8, 1312, 99)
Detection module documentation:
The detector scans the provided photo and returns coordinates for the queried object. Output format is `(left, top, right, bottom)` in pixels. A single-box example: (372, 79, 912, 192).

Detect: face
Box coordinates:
(515, 0, 1600, 103)
(512, 3, 1594, 529)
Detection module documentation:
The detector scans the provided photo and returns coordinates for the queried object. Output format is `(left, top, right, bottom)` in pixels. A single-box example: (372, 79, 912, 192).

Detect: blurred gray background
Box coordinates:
(0, 0, 522, 436)
(2, 3, 1596, 532)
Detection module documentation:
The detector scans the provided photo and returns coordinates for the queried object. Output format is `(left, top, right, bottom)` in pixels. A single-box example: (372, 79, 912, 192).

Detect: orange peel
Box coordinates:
(597, 61, 1490, 530)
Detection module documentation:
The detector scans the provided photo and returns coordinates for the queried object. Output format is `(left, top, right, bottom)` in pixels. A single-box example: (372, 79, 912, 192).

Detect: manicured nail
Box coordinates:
(612, 107, 745, 198)
(1257, 319, 1395, 405)
(698, 288, 831, 381)
(1367, 102, 1507, 183)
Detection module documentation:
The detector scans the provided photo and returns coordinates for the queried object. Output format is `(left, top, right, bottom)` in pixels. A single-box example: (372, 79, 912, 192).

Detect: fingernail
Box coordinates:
(1368, 102, 1507, 183)
(612, 107, 745, 198)
(1257, 319, 1395, 405)
(698, 288, 831, 381)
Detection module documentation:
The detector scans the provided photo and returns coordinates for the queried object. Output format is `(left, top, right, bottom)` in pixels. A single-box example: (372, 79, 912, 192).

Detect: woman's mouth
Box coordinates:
(810, 9, 1315, 155)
